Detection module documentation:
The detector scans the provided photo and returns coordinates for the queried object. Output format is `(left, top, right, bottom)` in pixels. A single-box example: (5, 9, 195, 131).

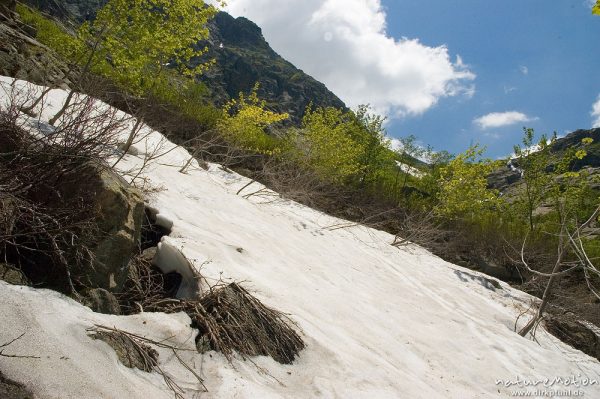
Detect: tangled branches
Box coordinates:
(88, 325, 207, 398)
(187, 283, 304, 365)
(118, 257, 305, 365)
(0, 80, 132, 293)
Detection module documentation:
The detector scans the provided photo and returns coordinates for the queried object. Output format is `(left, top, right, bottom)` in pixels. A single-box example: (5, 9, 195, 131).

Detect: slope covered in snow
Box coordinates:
(1, 77, 599, 398)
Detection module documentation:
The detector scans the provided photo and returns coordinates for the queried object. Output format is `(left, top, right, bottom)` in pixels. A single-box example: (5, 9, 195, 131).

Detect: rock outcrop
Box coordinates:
(551, 127, 600, 170)
(0, 2, 72, 89)
(83, 165, 144, 291)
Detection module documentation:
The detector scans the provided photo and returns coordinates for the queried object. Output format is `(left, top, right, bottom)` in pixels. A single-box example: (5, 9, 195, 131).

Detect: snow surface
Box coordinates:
(1, 77, 600, 398)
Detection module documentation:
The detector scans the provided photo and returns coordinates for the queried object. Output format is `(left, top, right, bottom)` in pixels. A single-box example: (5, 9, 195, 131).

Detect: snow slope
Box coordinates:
(1, 77, 599, 398)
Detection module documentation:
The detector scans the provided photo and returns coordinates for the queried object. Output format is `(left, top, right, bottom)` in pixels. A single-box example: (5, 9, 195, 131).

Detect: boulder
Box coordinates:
(57, 164, 144, 292)
(81, 287, 121, 315)
(0, 10, 71, 89)
(87, 167, 144, 291)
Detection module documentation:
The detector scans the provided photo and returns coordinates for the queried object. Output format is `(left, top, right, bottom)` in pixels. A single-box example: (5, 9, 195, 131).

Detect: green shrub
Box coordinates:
(217, 84, 289, 154)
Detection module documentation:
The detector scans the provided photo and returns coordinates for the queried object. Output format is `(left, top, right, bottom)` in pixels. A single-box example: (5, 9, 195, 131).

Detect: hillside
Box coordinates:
(2, 76, 600, 399)
(22, 0, 346, 123)
(196, 11, 346, 123)
(488, 128, 600, 193)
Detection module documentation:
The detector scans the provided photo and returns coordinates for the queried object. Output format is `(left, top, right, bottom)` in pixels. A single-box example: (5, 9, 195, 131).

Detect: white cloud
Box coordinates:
(473, 111, 538, 129)
(591, 95, 600, 128)
(215, 0, 475, 118)
(519, 65, 529, 75)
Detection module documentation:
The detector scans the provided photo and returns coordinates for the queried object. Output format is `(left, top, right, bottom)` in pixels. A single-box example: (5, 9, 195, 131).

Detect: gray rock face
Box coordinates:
(551, 128, 600, 170)
(25, 0, 105, 21)
(487, 162, 521, 192)
(488, 128, 600, 193)
(86, 166, 144, 291)
(197, 12, 347, 124)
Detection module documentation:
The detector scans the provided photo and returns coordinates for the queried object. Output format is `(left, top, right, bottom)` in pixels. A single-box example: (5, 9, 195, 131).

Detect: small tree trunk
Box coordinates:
(48, 89, 77, 126)
(112, 116, 144, 168)
(48, 34, 102, 126)
(518, 229, 565, 337)
(20, 86, 54, 115)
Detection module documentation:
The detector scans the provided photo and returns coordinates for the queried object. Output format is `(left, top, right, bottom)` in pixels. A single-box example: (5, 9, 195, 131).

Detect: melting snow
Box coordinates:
(1, 77, 599, 398)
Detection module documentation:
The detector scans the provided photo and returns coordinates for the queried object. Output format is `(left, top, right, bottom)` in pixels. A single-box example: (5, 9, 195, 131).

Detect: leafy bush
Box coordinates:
(218, 84, 288, 154)
(298, 106, 366, 183)
(434, 145, 502, 220)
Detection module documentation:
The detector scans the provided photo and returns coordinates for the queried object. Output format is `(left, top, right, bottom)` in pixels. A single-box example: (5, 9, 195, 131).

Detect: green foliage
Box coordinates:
(395, 134, 426, 165)
(84, 0, 218, 94)
(513, 128, 596, 234)
(150, 69, 221, 128)
(512, 128, 555, 231)
(546, 137, 595, 229)
(392, 134, 428, 198)
(218, 84, 289, 154)
(20, 0, 221, 128)
(593, 0, 600, 15)
(16, 5, 84, 61)
(293, 105, 397, 186)
(410, 149, 453, 207)
(434, 145, 502, 220)
(18, 0, 219, 118)
(299, 106, 366, 183)
(351, 105, 396, 186)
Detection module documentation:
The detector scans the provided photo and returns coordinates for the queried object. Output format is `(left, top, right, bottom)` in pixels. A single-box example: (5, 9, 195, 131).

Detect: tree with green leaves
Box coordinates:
(351, 105, 395, 188)
(593, 0, 600, 15)
(512, 128, 555, 232)
(515, 134, 597, 337)
(298, 106, 367, 184)
(434, 145, 501, 221)
(393, 134, 425, 195)
(48, 0, 220, 125)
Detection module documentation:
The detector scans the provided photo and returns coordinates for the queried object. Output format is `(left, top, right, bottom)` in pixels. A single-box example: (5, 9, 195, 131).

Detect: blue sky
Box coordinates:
(380, 0, 600, 157)
(221, 0, 600, 158)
